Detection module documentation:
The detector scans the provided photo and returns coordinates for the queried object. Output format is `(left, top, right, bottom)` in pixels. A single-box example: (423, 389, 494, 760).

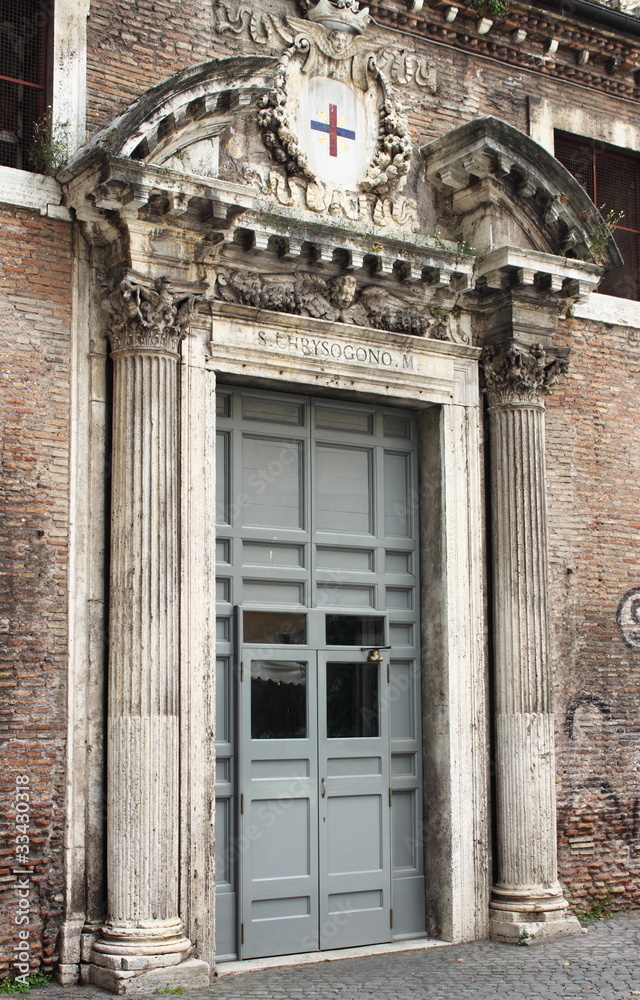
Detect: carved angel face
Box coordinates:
(329, 30, 350, 55)
(330, 274, 357, 309)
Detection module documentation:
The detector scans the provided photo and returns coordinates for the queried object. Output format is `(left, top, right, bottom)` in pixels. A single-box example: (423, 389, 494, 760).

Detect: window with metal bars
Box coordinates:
(555, 131, 640, 301)
(0, 0, 51, 171)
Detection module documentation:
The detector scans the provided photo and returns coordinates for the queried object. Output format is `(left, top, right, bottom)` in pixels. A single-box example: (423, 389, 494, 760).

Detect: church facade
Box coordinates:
(2, 0, 640, 993)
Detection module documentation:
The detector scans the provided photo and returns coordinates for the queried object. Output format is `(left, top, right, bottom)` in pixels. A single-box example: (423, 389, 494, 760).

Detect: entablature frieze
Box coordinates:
(201, 301, 480, 408)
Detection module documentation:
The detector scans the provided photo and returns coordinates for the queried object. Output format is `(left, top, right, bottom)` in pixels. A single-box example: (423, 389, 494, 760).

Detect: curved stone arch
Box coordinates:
(68, 55, 276, 168)
(421, 115, 623, 270)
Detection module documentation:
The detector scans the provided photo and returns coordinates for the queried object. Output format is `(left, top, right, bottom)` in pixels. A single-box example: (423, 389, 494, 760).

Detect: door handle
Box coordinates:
(321, 777, 327, 798)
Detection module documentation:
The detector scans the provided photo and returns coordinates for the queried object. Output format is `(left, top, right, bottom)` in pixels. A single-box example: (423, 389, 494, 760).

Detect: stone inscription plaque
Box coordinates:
(257, 329, 415, 371)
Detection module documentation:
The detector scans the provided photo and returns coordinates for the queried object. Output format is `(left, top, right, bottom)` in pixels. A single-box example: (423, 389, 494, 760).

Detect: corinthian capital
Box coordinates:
(101, 272, 199, 355)
(481, 343, 569, 406)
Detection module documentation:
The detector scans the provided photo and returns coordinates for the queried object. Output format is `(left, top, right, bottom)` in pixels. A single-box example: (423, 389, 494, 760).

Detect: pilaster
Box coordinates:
(89, 273, 210, 993)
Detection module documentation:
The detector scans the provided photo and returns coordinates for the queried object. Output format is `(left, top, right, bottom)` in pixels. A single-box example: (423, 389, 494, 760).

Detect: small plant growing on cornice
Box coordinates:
(588, 206, 624, 264)
(29, 107, 70, 176)
(469, 0, 510, 18)
(456, 237, 489, 258)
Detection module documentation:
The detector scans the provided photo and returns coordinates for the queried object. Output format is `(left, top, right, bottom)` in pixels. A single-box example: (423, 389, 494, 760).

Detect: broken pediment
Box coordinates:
(421, 116, 623, 272)
(60, 60, 605, 340)
(96, 56, 276, 176)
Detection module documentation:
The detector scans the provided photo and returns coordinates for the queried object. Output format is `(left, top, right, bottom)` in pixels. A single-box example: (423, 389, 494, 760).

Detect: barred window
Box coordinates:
(0, 0, 50, 170)
(555, 131, 640, 301)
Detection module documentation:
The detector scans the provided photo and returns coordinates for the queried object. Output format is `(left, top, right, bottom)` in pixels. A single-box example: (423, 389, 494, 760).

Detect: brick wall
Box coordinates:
(548, 315, 640, 915)
(84, 1, 640, 142)
(86, 0, 218, 135)
(0, 207, 72, 976)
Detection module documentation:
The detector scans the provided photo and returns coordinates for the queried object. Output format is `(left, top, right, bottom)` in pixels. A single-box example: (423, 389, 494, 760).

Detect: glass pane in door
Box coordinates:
(326, 662, 379, 738)
(251, 660, 307, 739)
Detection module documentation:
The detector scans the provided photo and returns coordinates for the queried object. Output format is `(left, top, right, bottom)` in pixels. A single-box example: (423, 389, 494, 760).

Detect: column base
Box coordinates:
(89, 957, 210, 995)
(490, 886, 581, 944)
(490, 912, 582, 944)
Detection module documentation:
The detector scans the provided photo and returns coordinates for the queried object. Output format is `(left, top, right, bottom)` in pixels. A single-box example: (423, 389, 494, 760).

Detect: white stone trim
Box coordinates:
(528, 100, 640, 325)
(179, 327, 217, 968)
(52, 0, 90, 154)
(0, 0, 88, 213)
(0, 165, 66, 213)
(438, 399, 489, 941)
(529, 96, 640, 156)
(573, 292, 640, 328)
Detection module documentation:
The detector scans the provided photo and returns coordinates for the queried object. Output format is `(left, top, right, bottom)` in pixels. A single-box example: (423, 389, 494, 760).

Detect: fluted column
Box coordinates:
(89, 274, 209, 992)
(483, 343, 579, 943)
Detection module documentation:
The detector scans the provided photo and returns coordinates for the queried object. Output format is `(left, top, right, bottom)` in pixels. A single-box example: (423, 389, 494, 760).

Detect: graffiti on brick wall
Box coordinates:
(617, 587, 640, 650)
(559, 693, 640, 908)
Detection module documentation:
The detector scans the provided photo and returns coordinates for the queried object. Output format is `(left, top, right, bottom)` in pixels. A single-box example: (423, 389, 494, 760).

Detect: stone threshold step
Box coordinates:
(216, 936, 452, 977)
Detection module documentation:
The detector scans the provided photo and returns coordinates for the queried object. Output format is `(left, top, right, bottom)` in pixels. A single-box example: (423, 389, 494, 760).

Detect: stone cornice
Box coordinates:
(481, 341, 569, 406)
(102, 272, 203, 355)
(364, 0, 640, 99)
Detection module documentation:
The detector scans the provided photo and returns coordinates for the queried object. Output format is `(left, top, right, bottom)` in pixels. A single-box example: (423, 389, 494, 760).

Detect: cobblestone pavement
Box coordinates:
(38, 912, 640, 999)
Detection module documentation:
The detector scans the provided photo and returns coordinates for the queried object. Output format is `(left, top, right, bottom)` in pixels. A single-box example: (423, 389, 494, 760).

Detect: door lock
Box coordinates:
(361, 645, 391, 662)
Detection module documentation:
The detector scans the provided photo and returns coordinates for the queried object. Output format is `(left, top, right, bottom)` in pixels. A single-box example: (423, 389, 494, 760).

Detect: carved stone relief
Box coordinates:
(242, 164, 420, 230)
(256, 16, 411, 197)
(214, 0, 437, 92)
(481, 342, 570, 405)
(101, 273, 201, 354)
(213, 265, 467, 341)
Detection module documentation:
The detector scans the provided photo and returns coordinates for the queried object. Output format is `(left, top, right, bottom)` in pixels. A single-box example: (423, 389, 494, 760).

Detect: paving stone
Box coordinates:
(34, 912, 640, 1000)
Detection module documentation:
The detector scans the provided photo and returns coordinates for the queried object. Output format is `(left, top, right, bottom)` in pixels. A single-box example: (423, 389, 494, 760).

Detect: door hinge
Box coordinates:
(389, 788, 393, 806)
(241, 793, 245, 814)
(390, 908, 394, 928)
(240, 660, 244, 682)
(241, 923, 245, 944)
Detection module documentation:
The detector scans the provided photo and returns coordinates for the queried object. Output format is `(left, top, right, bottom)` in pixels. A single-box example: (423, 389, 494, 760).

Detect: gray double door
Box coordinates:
(215, 386, 425, 961)
(240, 636, 391, 958)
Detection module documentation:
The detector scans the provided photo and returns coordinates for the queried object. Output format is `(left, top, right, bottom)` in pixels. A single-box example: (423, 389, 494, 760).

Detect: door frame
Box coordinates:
(180, 308, 489, 963)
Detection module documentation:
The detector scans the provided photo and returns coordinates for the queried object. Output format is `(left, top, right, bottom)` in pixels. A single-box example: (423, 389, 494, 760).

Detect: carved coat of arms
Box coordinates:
(257, 0, 411, 198)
